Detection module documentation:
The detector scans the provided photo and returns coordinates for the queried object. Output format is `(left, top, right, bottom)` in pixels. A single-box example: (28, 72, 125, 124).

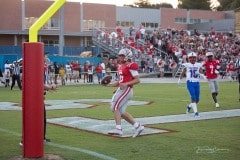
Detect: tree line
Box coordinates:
(124, 0, 240, 11)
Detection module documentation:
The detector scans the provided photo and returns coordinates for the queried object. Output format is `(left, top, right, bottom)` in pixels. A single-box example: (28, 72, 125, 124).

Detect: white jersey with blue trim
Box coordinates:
(183, 62, 203, 82)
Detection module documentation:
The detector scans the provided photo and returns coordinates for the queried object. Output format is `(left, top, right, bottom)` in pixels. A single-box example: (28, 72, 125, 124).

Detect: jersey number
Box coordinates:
(190, 69, 199, 78)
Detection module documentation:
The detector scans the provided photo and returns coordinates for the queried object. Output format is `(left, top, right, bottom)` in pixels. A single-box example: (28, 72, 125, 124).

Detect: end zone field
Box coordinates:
(0, 80, 239, 160)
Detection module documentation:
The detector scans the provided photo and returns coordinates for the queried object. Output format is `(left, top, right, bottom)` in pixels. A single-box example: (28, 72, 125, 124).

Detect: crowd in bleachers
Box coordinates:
(1, 26, 240, 89)
(97, 25, 240, 80)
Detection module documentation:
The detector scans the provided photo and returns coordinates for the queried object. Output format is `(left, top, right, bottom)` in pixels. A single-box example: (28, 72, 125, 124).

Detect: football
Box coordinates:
(101, 75, 112, 85)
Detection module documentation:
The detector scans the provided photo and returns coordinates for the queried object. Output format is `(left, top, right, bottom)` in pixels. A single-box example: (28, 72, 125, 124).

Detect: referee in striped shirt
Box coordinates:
(11, 61, 22, 90)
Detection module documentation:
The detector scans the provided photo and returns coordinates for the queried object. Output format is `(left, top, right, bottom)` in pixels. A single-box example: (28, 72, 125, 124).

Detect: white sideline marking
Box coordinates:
(0, 99, 149, 110)
(0, 128, 21, 137)
(0, 128, 117, 160)
(0, 108, 239, 159)
(48, 117, 169, 137)
(1, 100, 240, 137)
(48, 109, 240, 137)
(47, 143, 117, 160)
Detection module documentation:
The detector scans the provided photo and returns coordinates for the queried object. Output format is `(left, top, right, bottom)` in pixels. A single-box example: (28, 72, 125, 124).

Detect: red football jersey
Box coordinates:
(72, 62, 80, 71)
(203, 60, 219, 79)
(227, 63, 236, 72)
(118, 62, 139, 87)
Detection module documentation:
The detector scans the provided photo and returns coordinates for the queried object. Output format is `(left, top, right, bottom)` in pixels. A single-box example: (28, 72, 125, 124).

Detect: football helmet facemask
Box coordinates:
(118, 48, 133, 61)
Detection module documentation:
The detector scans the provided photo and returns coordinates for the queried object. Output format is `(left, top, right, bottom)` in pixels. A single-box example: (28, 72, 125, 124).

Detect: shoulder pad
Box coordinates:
(128, 62, 139, 70)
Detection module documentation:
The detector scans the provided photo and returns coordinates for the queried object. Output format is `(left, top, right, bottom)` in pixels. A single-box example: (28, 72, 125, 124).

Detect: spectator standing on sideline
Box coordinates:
(4, 71, 10, 87)
(112, 59, 119, 81)
(65, 62, 72, 83)
(44, 59, 49, 84)
(48, 62, 55, 84)
(101, 61, 106, 78)
(95, 63, 103, 84)
(44, 55, 51, 84)
(53, 62, 59, 84)
(0, 68, 5, 84)
(11, 61, 22, 90)
(178, 52, 205, 118)
(4, 60, 11, 87)
(102, 48, 144, 138)
(59, 65, 66, 85)
(202, 52, 220, 108)
(72, 61, 80, 83)
(79, 62, 82, 80)
(83, 62, 89, 83)
(87, 64, 94, 84)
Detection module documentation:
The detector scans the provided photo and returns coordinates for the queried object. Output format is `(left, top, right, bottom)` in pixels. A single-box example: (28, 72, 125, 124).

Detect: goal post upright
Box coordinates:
(22, 0, 66, 158)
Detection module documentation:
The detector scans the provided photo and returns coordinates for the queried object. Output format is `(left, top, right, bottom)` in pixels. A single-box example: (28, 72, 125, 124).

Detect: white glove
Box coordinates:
(177, 78, 181, 85)
(215, 70, 219, 74)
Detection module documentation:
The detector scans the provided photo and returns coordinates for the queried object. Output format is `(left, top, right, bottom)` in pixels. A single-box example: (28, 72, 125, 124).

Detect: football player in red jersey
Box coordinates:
(103, 48, 144, 138)
(202, 52, 220, 108)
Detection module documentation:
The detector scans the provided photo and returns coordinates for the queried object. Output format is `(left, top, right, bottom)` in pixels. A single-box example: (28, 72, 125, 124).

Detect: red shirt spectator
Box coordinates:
(72, 62, 80, 71)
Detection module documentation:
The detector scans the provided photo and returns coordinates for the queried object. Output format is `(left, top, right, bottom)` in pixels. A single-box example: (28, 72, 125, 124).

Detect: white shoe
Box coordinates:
(132, 125, 144, 138)
(108, 128, 123, 136)
(215, 103, 220, 108)
(194, 112, 200, 118)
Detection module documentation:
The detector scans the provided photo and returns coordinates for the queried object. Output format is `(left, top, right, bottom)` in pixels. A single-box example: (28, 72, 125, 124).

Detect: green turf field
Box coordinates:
(0, 81, 239, 160)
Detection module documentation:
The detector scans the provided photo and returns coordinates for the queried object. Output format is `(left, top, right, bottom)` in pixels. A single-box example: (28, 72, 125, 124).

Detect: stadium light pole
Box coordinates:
(22, 0, 66, 158)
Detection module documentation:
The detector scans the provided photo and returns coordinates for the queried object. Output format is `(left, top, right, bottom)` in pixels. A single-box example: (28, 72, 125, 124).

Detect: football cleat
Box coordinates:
(19, 139, 51, 146)
(108, 128, 123, 136)
(132, 124, 144, 138)
(44, 138, 51, 143)
(194, 112, 200, 118)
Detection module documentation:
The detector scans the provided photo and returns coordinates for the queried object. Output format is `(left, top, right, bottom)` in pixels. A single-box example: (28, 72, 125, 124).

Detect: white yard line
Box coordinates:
(0, 109, 239, 159)
(0, 128, 117, 160)
(48, 109, 240, 137)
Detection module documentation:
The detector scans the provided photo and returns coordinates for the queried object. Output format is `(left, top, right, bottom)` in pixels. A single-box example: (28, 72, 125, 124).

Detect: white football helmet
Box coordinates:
(188, 52, 197, 58)
(118, 48, 133, 61)
(206, 52, 214, 57)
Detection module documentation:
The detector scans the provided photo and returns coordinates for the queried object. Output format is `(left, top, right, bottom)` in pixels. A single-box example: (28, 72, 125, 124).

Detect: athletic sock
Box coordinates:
(188, 103, 192, 108)
(116, 125, 122, 130)
(212, 93, 217, 103)
(191, 103, 197, 113)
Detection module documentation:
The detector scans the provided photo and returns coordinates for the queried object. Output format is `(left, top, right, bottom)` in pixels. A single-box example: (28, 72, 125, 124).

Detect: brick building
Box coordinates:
(235, 8, 240, 33)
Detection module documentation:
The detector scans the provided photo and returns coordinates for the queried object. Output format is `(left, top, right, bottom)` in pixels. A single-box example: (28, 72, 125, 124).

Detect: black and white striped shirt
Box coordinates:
(13, 64, 20, 75)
